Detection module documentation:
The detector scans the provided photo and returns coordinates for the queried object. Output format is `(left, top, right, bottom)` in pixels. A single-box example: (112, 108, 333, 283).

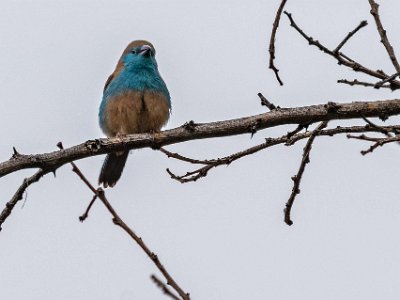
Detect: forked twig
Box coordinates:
(161, 123, 400, 184)
(57, 142, 190, 300)
(347, 134, 400, 155)
(284, 10, 400, 90)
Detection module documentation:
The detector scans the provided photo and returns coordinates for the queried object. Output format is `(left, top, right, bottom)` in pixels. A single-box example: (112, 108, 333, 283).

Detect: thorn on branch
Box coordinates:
(249, 120, 260, 137)
(12, 147, 20, 159)
(286, 123, 311, 140)
(379, 114, 389, 122)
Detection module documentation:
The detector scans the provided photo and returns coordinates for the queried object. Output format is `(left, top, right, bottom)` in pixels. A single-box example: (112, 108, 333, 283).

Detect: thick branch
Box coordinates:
(2, 99, 400, 177)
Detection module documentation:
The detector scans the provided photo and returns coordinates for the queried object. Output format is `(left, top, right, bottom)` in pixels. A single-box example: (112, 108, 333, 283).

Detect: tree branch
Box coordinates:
(2, 99, 400, 178)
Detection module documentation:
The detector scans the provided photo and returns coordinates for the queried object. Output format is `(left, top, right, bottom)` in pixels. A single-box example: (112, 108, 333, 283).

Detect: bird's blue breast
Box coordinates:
(104, 67, 170, 104)
(99, 65, 171, 132)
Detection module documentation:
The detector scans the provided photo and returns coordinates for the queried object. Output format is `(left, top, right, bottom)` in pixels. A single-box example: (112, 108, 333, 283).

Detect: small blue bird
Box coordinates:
(98, 40, 171, 188)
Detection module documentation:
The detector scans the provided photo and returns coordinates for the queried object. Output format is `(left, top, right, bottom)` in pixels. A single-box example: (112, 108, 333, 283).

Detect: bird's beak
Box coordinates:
(139, 45, 154, 57)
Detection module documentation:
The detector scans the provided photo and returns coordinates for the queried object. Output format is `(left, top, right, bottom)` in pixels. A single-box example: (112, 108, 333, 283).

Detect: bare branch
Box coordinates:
(284, 11, 400, 89)
(334, 20, 368, 53)
(368, 0, 400, 73)
(2, 99, 400, 178)
(57, 143, 191, 299)
(268, 0, 288, 85)
(284, 121, 328, 226)
(162, 124, 400, 183)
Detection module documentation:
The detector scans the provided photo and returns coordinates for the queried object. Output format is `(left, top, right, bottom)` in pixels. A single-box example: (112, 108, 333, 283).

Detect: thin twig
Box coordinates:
(79, 194, 97, 222)
(338, 79, 392, 89)
(268, 0, 287, 85)
(284, 121, 328, 226)
(334, 20, 368, 53)
(160, 148, 213, 165)
(368, 0, 400, 73)
(0, 169, 47, 231)
(151, 275, 181, 300)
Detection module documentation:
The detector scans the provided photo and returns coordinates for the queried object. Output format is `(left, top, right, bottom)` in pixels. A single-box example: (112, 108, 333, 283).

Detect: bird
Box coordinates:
(98, 40, 171, 188)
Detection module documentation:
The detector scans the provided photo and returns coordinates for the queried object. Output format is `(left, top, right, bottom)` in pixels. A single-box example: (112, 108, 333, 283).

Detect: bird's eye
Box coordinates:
(131, 49, 136, 54)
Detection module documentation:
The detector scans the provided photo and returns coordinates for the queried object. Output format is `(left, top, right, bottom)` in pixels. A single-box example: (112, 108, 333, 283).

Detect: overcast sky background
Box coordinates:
(1, 1, 400, 299)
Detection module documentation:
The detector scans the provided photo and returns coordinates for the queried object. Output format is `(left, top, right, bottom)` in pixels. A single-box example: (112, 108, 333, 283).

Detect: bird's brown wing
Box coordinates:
(103, 73, 114, 93)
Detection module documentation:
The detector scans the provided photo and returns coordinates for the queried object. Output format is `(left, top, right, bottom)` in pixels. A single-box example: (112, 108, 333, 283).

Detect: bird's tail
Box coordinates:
(98, 151, 129, 188)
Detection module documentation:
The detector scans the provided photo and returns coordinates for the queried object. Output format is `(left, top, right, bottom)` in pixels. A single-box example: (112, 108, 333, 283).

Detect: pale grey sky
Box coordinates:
(1, 1, 400, 299)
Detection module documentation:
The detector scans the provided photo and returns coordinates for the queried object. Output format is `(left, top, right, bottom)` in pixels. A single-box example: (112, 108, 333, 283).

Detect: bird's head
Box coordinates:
(120, 40, 158, 71)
